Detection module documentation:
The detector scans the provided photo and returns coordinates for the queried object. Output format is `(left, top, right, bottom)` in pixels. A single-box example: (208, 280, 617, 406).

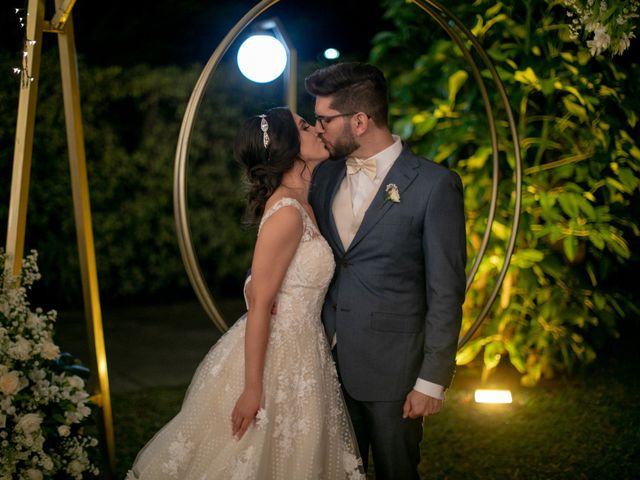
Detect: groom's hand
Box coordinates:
(402, 390, 443, 419)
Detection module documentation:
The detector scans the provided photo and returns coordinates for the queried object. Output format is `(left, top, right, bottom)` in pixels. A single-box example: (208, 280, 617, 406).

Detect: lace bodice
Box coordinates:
(258, 197, 335, 333)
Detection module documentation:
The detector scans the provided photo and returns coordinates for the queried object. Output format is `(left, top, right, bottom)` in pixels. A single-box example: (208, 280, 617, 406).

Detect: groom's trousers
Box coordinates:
(333, 348, 423, 480)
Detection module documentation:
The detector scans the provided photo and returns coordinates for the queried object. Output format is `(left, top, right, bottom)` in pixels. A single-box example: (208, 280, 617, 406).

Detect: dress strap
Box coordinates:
(259, 197, 317, 241)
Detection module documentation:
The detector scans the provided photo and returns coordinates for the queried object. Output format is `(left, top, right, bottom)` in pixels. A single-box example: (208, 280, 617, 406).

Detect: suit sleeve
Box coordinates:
(419, 170, 466, 388)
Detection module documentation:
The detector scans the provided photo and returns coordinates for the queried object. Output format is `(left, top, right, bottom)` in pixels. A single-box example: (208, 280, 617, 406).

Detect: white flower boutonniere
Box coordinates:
(384, 183, 401, 204)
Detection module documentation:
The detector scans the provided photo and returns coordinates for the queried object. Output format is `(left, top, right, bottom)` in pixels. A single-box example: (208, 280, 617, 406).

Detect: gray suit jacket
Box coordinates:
(309, 145, 466, 402)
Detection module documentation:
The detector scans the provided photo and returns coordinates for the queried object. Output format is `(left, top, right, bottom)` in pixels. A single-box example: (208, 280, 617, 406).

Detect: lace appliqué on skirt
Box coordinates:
(126, 197, 364, 479)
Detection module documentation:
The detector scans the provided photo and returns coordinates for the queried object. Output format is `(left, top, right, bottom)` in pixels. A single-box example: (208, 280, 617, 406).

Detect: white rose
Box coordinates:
(16, 413, 43, 434)
(8, 336, 31, 360)
(41, 456, 54, 471)
(77, 405, 91, 418)
(58, 425, 71, 437)
(0, 371, 21, 395)
(40, 340, 60, 360)
(26, 469, 43, 480)
(68, 460, 84, 475)
(26, 312, 44, 329)
(67, 375, 85, 390)
(65, 411, 82, 423)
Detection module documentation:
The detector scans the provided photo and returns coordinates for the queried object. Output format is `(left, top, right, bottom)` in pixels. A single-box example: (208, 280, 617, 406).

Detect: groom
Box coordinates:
(306, 62, 466, 479)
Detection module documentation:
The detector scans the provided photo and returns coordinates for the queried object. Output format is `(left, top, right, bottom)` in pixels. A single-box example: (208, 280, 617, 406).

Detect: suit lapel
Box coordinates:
(347, 148, 419, 252)
(323, 161, 347, 255)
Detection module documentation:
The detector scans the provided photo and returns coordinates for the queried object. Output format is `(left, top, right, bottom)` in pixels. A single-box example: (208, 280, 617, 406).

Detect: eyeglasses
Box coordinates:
(314, 112, 358, 129)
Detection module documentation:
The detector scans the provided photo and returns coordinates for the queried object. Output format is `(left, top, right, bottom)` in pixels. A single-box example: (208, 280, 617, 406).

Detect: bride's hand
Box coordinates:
(231, 388, 262, 439)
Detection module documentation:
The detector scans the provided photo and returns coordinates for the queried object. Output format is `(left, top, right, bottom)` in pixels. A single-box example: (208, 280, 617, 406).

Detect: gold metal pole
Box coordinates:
(286, 45, 297, 112)
(269, 17, 296, 112)
(4, 0, 45, 277)
(174, 0, 281, 332)
(49, 0, 77, 30)
(55, 1, 115, 474)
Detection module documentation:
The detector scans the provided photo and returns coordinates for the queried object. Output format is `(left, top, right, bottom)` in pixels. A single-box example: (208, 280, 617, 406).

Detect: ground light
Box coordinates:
(474, 389, 513, 404)
(237, 35, 287, 83)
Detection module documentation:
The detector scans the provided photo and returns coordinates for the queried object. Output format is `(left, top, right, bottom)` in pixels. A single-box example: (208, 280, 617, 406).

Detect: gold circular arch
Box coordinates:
(173, 0, 523, 348)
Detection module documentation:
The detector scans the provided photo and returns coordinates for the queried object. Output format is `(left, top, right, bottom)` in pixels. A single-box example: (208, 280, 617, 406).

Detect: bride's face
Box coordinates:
(294, 113, 329, 167)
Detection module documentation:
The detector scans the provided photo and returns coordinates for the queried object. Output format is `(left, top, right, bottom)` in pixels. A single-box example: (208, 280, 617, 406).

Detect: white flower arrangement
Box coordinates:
(562, 0, 639, 56)
(0, 250, 100, 479)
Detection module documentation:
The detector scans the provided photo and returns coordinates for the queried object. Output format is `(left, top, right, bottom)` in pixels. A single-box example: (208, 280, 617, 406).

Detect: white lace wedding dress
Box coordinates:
(126, 198, 364, 480)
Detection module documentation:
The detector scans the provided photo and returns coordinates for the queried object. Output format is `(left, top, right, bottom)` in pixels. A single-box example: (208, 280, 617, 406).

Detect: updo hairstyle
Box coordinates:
(234, 107, 300, 221)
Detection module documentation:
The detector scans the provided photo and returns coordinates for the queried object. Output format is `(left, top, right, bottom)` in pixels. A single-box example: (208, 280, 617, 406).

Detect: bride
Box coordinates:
(126, 107, 364, 479)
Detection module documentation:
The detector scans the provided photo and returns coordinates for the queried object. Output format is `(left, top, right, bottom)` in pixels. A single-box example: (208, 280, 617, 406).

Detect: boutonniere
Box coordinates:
(384, 183, 401, 204)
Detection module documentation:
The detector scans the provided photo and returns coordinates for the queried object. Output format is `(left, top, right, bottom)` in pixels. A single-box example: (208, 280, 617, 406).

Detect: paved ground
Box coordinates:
(54, 299, 246, 393)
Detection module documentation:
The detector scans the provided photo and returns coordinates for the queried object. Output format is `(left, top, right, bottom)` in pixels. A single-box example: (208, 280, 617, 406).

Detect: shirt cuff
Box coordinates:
(413, 378, 445, 400)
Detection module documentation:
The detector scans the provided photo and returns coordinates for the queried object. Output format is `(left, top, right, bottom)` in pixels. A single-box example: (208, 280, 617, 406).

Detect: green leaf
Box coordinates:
(448, 70, 469, 105)
(562, 97, 587, 122)
(589, 231, 605, 250)
(504, 340, 526, 373)
(512, 249, 544, 268)
(456, 337, 490, 365)
(558, 194, 579, 218)
(484, 341, 504, 371)
(618, 167, 639, 192)
(465, 146, 492, 170)
(486, 2, 503, 18)
(514, 67, 541, 90)
(563, 236, 578, 262)
(606, 177, 630, 193)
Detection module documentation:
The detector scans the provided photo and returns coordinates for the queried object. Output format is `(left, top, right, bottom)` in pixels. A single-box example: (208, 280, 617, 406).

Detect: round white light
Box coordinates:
(324, 48, 340, 60)
(237, 35, 287, 83)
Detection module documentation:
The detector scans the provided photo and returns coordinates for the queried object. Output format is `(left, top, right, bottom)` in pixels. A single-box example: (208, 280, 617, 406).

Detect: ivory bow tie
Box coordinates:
(346, 157, 377, 181)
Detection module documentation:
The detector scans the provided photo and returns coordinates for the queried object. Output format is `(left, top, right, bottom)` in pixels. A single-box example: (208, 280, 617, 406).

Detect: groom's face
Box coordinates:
(313, 96, 360, 159)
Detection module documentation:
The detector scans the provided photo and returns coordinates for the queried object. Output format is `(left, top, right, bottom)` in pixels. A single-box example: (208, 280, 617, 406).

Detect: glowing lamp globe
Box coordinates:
(237, 35, 288, 83)
(323, 48, 340, 60)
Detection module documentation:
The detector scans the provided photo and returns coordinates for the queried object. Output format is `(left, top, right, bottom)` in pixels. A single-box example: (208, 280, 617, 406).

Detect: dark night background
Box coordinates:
(1, 0, 389, 67)
(0, 0, 393, 306)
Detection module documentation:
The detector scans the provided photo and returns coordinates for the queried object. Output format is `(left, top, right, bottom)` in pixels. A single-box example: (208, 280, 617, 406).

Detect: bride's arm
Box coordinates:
(231, 206, 303, 439)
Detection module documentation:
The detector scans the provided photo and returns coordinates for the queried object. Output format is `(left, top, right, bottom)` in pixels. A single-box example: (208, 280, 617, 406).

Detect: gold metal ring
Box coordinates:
(173, 0, 522, 345)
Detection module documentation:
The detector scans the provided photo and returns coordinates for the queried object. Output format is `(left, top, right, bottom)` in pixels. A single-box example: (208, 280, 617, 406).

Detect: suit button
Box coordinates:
(331, 303, 337, 311)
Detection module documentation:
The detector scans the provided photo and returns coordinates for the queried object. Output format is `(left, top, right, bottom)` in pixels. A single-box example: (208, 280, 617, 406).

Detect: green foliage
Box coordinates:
(372, 0, 640, 384)
(0, 53, 289, 304)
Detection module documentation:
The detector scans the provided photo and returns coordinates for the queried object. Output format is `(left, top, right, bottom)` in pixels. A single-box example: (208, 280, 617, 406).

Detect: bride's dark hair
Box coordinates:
(234, 107, 300, 221)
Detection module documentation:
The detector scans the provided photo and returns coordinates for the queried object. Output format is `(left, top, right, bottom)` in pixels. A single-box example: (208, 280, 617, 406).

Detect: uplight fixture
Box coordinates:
(474, 389, 513, 404)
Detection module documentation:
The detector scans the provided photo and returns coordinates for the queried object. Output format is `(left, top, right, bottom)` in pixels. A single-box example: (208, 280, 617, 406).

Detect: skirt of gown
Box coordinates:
(125, 312, 363, 479)
(125, 198, 364, 479)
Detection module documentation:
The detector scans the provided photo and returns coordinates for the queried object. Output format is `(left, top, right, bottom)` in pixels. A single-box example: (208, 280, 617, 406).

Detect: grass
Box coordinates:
(111, 335, 640, 479)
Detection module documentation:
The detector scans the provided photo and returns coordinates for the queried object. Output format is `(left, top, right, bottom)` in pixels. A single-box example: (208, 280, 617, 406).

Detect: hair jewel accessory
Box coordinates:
(259, 114, 270, 149)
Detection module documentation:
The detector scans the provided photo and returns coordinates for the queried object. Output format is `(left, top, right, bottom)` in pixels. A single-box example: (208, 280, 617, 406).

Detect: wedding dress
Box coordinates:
(126, 197, 364, 479)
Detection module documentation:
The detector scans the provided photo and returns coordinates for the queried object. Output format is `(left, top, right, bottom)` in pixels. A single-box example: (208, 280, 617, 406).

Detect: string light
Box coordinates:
(11, 4, 37, 87)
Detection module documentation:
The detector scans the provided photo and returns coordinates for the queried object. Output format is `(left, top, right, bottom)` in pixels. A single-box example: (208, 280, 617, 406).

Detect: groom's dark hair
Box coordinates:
(304, 62, 389, 128)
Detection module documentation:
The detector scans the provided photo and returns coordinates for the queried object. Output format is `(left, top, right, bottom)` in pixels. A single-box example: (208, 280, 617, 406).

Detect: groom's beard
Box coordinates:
(322, 124, 360, 160)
